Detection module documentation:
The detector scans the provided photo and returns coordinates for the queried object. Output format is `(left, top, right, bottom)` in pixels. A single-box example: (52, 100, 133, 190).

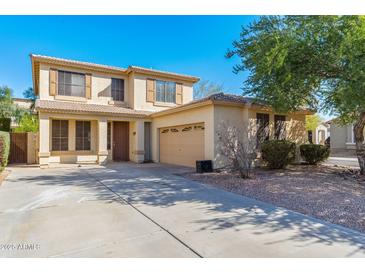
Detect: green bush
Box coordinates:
(0, 131, 10, 172)
(0, 118, 11, 132)
(261, 140, 296, 169)
(300, 144, 330, 164)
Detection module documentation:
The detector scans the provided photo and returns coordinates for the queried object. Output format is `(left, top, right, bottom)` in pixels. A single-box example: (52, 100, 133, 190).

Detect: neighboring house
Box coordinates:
(11, 98, 33, 129)
(31, 54, 311, 168)
(330, 120, 359, 151)
(308, 122, 330, 145)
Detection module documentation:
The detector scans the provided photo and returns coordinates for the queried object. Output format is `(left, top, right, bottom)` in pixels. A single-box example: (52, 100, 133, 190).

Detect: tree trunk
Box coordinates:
(353, 112, 365, 175)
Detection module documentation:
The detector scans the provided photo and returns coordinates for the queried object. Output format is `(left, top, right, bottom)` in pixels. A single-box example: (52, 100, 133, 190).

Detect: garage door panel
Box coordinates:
(159, 123, 204, 167)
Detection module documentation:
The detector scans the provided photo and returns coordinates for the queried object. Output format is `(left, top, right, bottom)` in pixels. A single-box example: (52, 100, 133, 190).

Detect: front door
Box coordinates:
(113, 121, 129, 161)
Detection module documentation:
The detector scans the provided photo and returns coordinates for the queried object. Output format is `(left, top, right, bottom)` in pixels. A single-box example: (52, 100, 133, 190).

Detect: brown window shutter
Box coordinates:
(85, 74, 92, 99)
(146, 79, 155, 102)
(49, 68, 57, 96)
(176, 83, 183, 105)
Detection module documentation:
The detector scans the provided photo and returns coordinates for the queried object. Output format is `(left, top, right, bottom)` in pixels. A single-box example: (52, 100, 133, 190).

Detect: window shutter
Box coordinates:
(146, 79, 155, 102)
(176, 83, 183, 105)
(85, 73, 92, 99)
(49, 68, 57, 96)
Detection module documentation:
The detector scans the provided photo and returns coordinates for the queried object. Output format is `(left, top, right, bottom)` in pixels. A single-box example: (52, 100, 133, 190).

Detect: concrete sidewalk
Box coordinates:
(326, 157, 359, 168)
(1, 163, 365, 257)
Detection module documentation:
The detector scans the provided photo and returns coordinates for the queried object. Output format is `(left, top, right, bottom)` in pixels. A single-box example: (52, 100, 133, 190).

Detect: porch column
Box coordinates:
(39, 114, 50, 167)
(134, 120, 145, 163)
(98, 117, 108, 165)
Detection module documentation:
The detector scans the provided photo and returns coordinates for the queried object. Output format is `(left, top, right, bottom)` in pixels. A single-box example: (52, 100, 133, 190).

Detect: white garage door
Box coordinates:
(159, 123, 205, 167)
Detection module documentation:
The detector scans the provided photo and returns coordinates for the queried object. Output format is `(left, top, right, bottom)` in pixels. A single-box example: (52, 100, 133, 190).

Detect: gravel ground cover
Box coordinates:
(182, 165, 365, 233)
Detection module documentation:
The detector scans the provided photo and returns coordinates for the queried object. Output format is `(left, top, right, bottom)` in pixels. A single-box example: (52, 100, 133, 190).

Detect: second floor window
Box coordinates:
(58, 70, 85, 97)
(111, 78, 124, 101)
(156, 80, 176, 103)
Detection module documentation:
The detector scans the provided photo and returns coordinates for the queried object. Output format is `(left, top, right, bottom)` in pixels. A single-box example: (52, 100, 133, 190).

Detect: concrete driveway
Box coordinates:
(1, 163, 365, 257)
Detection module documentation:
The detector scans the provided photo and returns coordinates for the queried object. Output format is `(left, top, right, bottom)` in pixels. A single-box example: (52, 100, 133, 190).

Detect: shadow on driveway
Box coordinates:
(10, 162, 365, 257)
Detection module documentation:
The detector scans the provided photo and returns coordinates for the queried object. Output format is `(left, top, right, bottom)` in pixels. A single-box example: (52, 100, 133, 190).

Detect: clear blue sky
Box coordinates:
(0, 15, 256, 98)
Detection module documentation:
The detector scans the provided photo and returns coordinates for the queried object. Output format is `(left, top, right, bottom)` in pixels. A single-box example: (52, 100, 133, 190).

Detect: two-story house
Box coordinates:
(31, 54, 311, 168)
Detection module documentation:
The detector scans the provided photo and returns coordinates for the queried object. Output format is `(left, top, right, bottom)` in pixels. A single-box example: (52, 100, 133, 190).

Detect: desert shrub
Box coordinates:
(217, 122, 257, 178)
(261, 140, 296, 169)
(0, 131, 10, 172)
(300, 144, 330, 164)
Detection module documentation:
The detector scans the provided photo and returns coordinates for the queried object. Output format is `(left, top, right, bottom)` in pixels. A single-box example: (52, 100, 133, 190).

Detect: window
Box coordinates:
(111, 78, 124, 101)
(52, 120, 68, 151)
(156, 80, 176, 103)
(107, 122, 111, 150)
(256, 113, 270, 146)
(76, 121, 91, 151)
(274, 115, 286, 140)
(308, 130, 313, 144)
(58, 70, 85, 97)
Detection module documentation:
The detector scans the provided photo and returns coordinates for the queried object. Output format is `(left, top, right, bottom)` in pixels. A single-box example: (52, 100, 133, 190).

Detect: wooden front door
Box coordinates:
(113, 122, 129, 161)
(9, 133, 27, 164)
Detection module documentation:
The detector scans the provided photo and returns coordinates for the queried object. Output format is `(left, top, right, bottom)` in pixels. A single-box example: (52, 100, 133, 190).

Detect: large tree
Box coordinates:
(227, 16, 365, 174)
(306, 114, 323, 132)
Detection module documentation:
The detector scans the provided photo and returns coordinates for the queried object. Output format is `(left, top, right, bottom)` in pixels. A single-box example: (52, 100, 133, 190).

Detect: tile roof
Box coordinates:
(205, 92, 263, 105)
(126, 66, 200, 82)
(35, 100, 152, 117)
(174, 92, 266, 108)
(31, 54, 127, 73)
(30, 54, 199, 82)
(151, 92, 313, 117)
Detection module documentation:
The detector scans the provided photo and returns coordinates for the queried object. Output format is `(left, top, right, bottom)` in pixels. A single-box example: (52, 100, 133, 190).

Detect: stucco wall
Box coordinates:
(151, 104, 215, 163)
(38, 64, 195, 113)
(213, 105, 246, 168)
(39, 63, 129, 106)
(132, 73, 194, 111)
(213, 106, 306, 168)
(38, 111, 150, 165)
(48, 118, 98, 164)
(151, 103, 308, 168)
(246, 109, 307, 144)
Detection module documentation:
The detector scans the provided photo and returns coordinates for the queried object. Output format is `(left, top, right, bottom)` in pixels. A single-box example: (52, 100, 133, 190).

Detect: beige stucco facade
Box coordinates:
(152, 101, 308, 168)
(131, 72, 193, 111)
(37, 110, 153, 166)
(32, 54, 198, 167)
(151, 103, 215, 164)
(31, 54, 309, 168)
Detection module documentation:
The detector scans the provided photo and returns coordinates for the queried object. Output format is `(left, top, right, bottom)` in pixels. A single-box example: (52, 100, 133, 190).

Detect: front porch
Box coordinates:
(38, 112, 151, 167)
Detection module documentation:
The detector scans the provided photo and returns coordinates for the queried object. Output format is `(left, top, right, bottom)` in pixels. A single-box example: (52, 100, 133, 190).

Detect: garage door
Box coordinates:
(159, 123, 204, 167)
